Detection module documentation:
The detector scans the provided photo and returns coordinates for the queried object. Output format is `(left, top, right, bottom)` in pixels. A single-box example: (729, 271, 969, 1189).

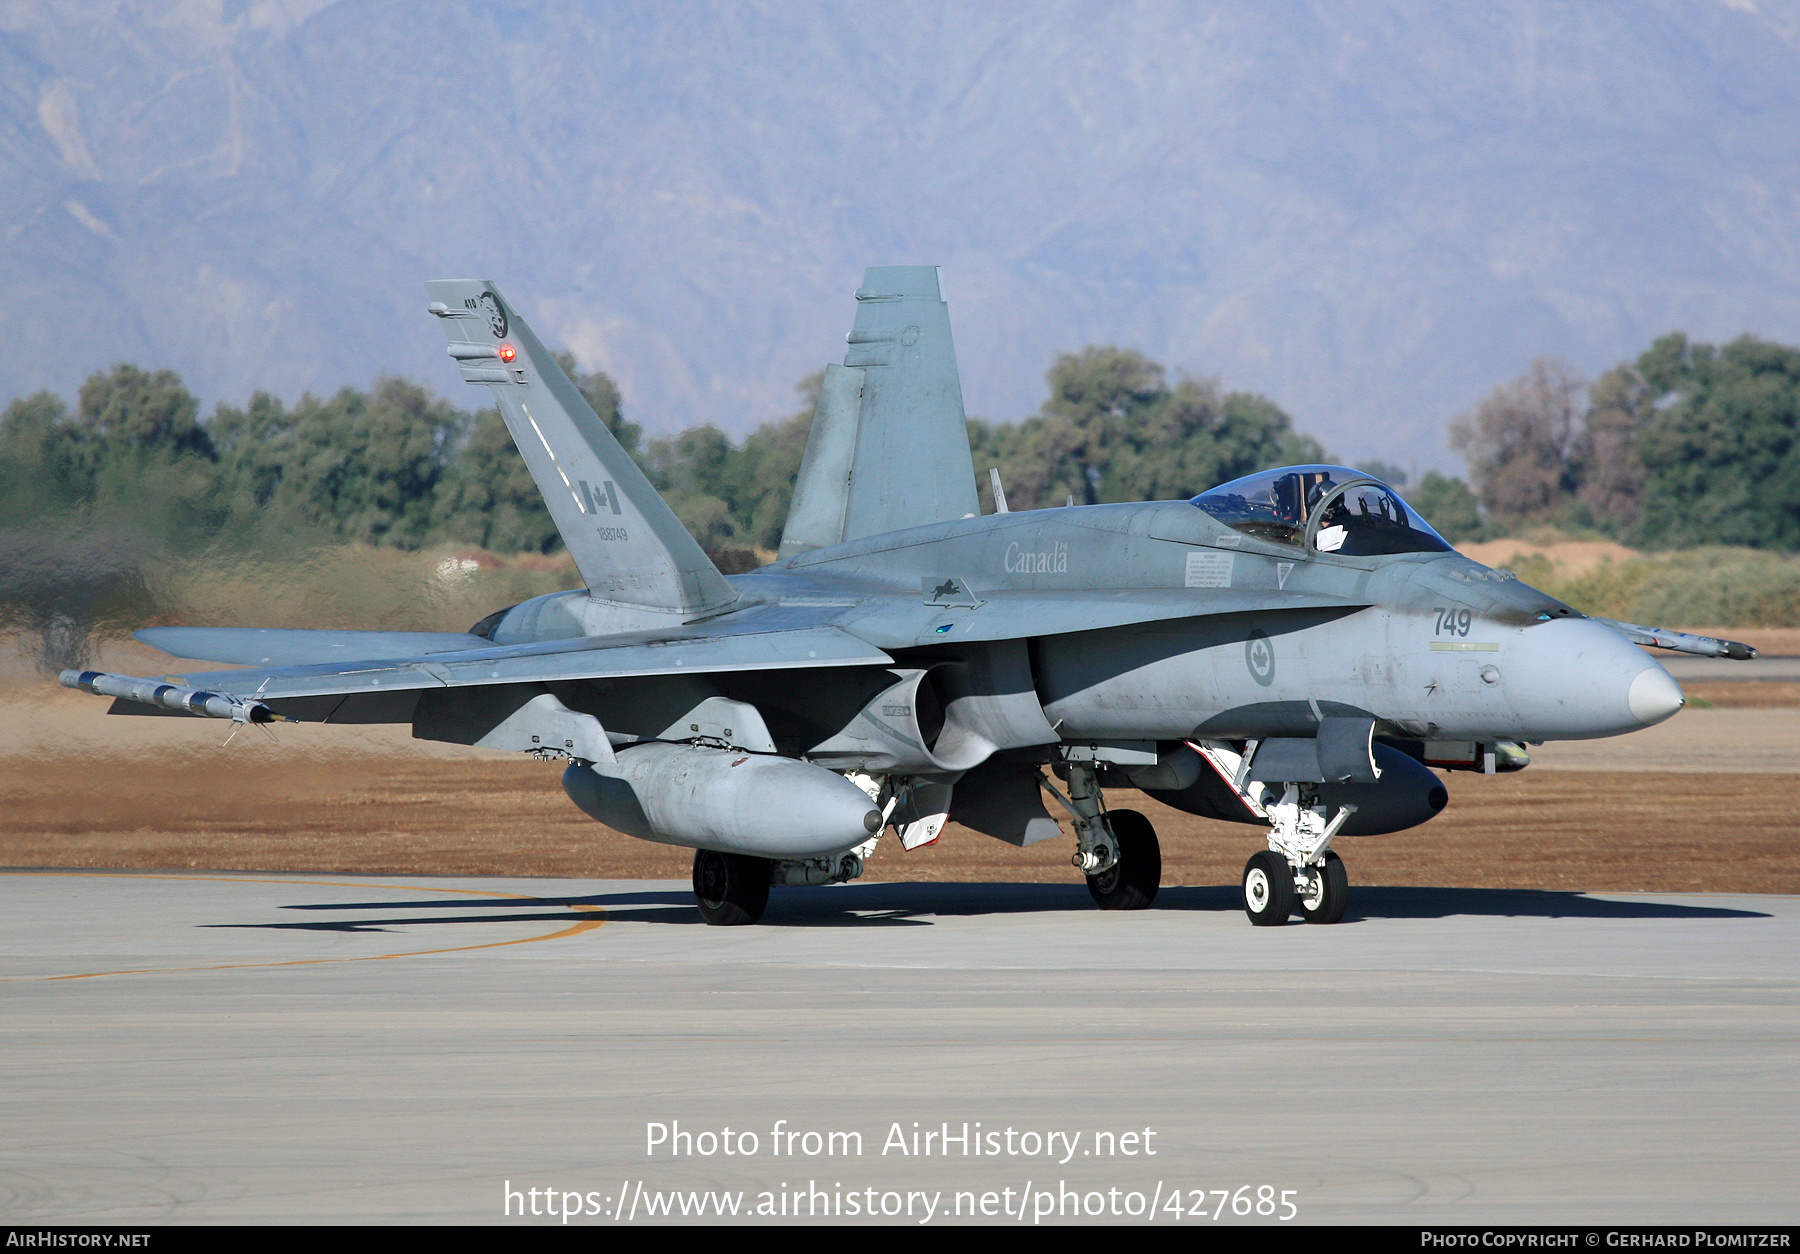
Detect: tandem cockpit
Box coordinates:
(1190, 465, 1453, 557)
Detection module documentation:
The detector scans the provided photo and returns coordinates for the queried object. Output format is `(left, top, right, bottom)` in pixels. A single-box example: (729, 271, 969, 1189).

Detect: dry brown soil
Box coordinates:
(1458, 537, 1644, 572)
(3, 635, 1794, 896)
(3, 749, 1795, 895)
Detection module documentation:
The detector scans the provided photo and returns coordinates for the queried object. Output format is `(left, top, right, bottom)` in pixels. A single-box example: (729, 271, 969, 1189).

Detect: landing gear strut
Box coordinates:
(1257, 782, 1355, 926)
(1236, 789, 1355, 927)
(1242, 845, 1349, 925)
(1188, 742, 1358, 928)
(692, 849, 772, 925)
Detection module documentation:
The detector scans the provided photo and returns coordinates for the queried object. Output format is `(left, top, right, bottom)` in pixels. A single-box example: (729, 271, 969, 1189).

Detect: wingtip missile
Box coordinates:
(1593, 619, 1758, 660)
(60, 670, 281, 723)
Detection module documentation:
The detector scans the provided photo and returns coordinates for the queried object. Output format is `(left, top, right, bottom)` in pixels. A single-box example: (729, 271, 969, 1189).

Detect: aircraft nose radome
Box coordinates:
(1628, 665, 1686, 726)
(1502, 617, 1679, 740)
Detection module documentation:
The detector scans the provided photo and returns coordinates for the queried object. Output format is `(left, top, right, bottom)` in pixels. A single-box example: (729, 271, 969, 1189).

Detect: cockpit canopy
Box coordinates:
(1190, 465, 1452, 556)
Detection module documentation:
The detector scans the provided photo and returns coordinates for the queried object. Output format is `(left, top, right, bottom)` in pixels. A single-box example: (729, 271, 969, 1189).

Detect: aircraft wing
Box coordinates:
(89, 586, 1366, 724)
(89, 606, 893, 722)
(137, 627, 497, 667)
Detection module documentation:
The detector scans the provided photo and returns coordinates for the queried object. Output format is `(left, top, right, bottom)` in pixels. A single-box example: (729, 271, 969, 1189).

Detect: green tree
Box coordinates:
(209, 390, 298, 523)
(73, 364, 212, 468)
(2, 365, 227, 545)
(712, 371, 819, 552)
(1632, 333, 1800, 550)
(973, 346, 1322, 510)
(642, 425, 742, 549)
(639, 370, 820, 556)
(0, 392, 79, 526)
(432, 408, 561, 553)
(233, 377, 460, 548)
(1407, 471, 1484, 544)
(0, 376, 190, 668)
(0, 341, 1327, 578)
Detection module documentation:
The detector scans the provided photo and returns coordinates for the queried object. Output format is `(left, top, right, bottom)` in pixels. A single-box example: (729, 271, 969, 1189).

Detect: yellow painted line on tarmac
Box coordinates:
(0, 870, 606, 983)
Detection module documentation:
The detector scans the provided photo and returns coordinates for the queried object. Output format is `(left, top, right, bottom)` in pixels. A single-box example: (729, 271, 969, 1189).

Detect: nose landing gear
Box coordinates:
(1241, 849, 1294, 925)
(1241, 845, 1351, 925)
(1297, 850, 1349, 924)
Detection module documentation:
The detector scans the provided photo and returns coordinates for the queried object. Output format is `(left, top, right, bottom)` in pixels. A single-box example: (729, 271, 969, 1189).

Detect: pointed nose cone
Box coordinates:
(1628, 665, 1686, 726)
(1504, 619, 1689, 739)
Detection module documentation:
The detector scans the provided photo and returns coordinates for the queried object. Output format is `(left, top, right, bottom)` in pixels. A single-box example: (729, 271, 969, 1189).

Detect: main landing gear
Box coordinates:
(1086, 809, 1161, 910)
(692, 849, 772, 925)
(1041, 761, 1162, 910)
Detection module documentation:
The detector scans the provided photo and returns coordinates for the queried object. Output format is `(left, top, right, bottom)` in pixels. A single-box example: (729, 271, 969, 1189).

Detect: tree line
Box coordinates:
(0, 352, 622, 559)
(1447, 333, 1800, 549)
(0, 347, 1325, 565)
(2, 329, 1794, 570)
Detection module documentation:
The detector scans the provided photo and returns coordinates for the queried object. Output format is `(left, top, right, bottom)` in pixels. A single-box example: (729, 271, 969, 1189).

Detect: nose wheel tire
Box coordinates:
(1085, 809, 1161, 910)
(1298, 850, 1349, 924)
(1242, 849, 1295, 926)
(692, 849, 772, 926)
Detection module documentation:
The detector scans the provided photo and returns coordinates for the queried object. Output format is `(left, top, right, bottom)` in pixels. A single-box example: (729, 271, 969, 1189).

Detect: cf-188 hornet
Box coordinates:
(63, 268, 1753, 926)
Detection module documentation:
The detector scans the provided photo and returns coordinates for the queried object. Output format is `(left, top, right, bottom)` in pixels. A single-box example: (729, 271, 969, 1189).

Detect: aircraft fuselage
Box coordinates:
(485, 497, 1682, 753)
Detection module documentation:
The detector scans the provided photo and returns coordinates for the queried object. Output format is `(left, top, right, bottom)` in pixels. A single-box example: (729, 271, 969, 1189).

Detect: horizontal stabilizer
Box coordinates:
(138, 627, 493, 667)
(426, 279, 736, 620)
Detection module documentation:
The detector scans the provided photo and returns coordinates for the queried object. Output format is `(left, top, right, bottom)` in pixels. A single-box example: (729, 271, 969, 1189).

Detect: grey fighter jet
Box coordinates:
(62, 267, 1754, 926)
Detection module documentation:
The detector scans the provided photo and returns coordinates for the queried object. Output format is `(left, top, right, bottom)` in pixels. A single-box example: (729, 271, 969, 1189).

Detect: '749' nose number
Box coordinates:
(1434, 607, 1472, 637)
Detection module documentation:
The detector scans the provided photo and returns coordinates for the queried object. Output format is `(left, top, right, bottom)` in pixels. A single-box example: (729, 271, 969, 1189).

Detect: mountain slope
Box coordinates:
(5, 0, 1800, 467)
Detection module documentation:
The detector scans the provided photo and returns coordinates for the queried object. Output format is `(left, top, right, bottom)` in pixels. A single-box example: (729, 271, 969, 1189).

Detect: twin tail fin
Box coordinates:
(779, 266, 979, 557)
(426, 279, 736, 620)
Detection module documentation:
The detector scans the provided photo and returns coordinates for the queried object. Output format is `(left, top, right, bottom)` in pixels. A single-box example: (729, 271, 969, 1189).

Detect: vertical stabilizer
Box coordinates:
(777, 364, 864, 558)
(426, 280, 736, 619)
(783, 266, 979, 550)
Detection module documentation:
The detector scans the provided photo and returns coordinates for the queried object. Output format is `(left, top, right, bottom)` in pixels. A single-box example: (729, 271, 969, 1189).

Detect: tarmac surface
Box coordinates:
(2, 870, 1795, 1225)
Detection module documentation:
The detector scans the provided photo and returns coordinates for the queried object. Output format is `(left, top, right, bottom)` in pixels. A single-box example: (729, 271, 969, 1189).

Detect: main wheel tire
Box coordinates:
(1298, 850, 1349, 925)
(1242, 849, 1295, 926)
(692, 849, 772, 926)
(1086, 809, 1161, 910)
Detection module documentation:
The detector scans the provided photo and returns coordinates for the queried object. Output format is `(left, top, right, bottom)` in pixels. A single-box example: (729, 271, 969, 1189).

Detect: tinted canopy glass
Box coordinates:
(1191, 465, 1452, 555)
(1312, 481, 1452, 555)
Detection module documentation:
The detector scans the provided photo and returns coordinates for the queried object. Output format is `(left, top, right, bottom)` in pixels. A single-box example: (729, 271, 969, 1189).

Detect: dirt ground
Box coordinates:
(1458, 536, 1644, 573)
(3, 634, 1795, 896)
(2, 750, 1797, 895)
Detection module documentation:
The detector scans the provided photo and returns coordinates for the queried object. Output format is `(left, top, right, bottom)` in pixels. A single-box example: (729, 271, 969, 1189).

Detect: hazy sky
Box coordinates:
(7, 0, 1800, 469)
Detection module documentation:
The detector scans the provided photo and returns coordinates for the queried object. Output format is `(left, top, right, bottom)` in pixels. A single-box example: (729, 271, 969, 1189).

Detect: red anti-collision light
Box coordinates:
(498, 344, 517, 362)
